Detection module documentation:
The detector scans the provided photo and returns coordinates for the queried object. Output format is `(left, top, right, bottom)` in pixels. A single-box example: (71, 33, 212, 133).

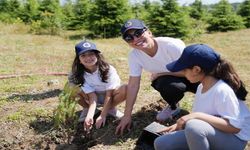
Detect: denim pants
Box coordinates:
(154, 119, 247, 150)
(151, 75, 199, 109)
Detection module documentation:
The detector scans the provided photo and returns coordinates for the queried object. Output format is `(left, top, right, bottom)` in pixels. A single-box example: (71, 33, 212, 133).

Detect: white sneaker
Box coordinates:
(156, 105, 180, 122)
(108, 108, 124, 119)
(78, 108, 89, 122)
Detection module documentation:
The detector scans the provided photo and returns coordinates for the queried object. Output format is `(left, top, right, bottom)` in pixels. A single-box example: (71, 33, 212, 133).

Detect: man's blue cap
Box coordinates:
(75, 41, 100, 56)
(166, 44, 220, 72)
(121, 19, 147, 35)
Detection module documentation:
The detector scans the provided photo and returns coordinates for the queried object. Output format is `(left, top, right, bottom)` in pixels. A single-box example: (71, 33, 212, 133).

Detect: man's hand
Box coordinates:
(150, 73, 159, 81)
(115, 115, 132, 135)
(95, 115, 106, 129)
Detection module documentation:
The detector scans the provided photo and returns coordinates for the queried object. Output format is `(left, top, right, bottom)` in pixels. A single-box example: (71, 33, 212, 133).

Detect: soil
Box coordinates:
(0, 93, 189, 150)
(0, 90, 249, 150)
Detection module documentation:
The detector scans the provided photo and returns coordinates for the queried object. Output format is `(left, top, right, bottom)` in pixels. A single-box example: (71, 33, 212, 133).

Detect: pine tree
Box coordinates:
(88, 0, 132, 38)
(71, 0, 92, 30)
(61, 0, 75, 29)
(189, 0, 204, 20)
(34, 0, 64, 34)
(0, 0, 9, 13)
(238, 0, 250, 28)
(21, 0, 40, 23)
(208, 0, 245, 32)
(148, 0, 191, 38)
(0, 0, 22, 23)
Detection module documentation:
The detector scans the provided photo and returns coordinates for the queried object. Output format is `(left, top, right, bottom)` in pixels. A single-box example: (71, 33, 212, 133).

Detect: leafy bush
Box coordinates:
(53, 82, 80, 129)
(29, 12, 62, 35)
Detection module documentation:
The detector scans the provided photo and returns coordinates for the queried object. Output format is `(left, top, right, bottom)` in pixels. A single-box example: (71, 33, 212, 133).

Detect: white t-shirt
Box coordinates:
(193, 80, 250, 141)
(128, 37, 185, 76)
(81, 65, 121, 94)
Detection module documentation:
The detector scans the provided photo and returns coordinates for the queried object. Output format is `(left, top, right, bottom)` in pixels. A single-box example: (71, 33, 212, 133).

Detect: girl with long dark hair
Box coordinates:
(154, 44, 250, 150)
(69, 41, 126, 132)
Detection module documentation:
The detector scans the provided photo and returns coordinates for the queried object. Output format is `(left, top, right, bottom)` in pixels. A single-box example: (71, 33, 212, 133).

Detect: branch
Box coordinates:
(0, 72, 68, 79)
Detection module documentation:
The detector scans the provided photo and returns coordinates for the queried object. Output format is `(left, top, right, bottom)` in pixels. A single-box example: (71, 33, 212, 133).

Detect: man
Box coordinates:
(115, 19, 199, 135)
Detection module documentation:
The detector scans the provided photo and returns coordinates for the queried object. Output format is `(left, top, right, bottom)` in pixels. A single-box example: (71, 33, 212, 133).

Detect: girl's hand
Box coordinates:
(157, 124, 177, 134)
(176, 114, 196, 130)
(95, 115, 106, 129)
(84, 117, 94, 132)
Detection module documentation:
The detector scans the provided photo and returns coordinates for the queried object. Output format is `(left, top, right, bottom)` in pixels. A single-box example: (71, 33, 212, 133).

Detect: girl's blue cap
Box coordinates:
(75, 41, 100, 55)
(166, 44, 220, 72)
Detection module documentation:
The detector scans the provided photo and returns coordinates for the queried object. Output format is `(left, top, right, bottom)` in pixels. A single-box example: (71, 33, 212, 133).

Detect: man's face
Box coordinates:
(123, 28, 153, 50)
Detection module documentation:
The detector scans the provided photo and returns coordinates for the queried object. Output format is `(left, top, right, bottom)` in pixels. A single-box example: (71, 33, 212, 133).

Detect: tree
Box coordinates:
(0, 0, 10, 13)
(189, 0, 204, 20)
(21, 0, 40, 23)
(0, 0, 22, 23)
(207, 0, 245, 32)
(238, 0, 250, 28)
(147, 0, 191, 38)
(71, 0, 92, 30)
(88, 0, 132, 38)
(61, 0, 75, 29)
(131, 0, 151, 21)
(30, 0, 63, 35)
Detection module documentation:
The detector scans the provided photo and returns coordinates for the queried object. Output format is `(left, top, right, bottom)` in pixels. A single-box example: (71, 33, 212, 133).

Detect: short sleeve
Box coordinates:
(214, 88, 242, 128)
(105, 65, 121, 90)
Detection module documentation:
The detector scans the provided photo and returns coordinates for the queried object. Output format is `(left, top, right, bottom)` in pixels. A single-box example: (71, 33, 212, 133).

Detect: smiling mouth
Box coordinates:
(135, 40, 145, 46)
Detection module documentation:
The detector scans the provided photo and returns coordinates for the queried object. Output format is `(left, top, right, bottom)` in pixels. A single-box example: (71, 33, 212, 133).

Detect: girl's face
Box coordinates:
(183, 66, 205, 83)
(126, 29, 154, 51)
(79, 51, 98, 68)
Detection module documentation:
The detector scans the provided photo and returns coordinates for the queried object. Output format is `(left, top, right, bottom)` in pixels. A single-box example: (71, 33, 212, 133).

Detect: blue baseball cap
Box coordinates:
(166, 44, 220, 72)
(75, 41, 100, 56)
(121, 19, 147, 35)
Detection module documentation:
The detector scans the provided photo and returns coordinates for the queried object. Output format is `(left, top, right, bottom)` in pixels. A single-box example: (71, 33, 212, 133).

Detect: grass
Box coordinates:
(0, 22, 250, 149)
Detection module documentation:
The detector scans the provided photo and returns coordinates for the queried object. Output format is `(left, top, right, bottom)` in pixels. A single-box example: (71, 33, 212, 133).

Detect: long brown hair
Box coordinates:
(208, 58, 248, 100)
(70, 51, 109, 85)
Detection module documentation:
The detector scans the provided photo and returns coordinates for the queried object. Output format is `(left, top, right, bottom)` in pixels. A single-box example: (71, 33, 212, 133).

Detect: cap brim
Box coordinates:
(166, 60, 188, 72)
(78, 49, 100, 55)
(122, 27, 145, 35)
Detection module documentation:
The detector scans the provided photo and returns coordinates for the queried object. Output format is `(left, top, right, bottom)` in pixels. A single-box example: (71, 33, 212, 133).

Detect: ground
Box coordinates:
(0, 89, 184, 150)
(0, 81, 249, 150)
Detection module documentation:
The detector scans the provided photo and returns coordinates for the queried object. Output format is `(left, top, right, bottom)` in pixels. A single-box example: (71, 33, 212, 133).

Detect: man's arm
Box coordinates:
(124, 76, 141, 116)
(115, 76, 141, 135)
(151, 71, 185, 81)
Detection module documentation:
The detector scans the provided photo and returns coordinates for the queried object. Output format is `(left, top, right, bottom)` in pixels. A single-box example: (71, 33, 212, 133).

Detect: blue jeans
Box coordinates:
(154, 119, 247, 150)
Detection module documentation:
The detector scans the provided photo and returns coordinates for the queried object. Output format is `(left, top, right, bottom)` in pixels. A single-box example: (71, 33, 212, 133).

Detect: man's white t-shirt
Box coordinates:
(81, 65, 121, 94)
(193, 80, 250, 141)
(128, 37, 185, 77)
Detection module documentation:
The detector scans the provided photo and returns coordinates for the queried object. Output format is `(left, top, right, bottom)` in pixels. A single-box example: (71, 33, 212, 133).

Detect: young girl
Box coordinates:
(68, 40, 127, 132)
(154, 44, 250, 150)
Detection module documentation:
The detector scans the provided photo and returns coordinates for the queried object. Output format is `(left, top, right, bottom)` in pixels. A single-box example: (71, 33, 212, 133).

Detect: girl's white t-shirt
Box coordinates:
(128, 37, 185, 76)
(81, 65, 121, 94)
(193, 80, 250, 141)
